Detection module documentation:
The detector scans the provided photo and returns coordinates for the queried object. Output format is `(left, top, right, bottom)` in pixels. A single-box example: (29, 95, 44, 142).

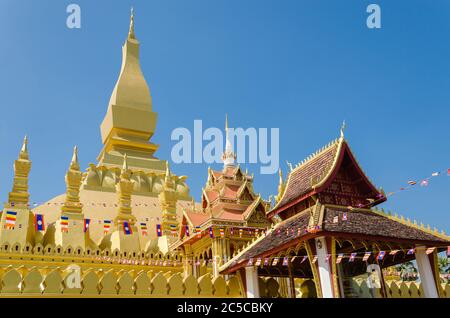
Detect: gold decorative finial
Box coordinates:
(128, 7, 135, 39)
(19, 135, 29, 160)
(225, 113, 229, 133)
(340, 120, 346, 139)
(122, 153, 128, 171)
(71, 146, 78, 164)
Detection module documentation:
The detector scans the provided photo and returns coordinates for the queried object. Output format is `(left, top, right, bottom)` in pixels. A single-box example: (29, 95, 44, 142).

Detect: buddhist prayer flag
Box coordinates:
(196, 226, 201, 238)
(123, 221, 132, 235)
(209, 227, 214, 238)
(349, 253, 356, 262)
(312, 256, 318, 264)
(185, 225, 190, 237)
(420, 180, 429, 187)
(363, 252, 371, 262)
(264, 258, 270, 266)
(425, 247, 435, 255)
(220, 228, 225, 238)
(342, 213, 348, 221)
(34, 214, 45, 231)
(60, 216, 69, 233)
(83, 218, 90, 233)
(300, 256, 308, 264)
(248, 258, 254, 266)
(336, 254, 344, 264)
(140, 223, 148, 236)
(272, 258, 279, 266)
(5, 211, 17, 229)
(282, 257, 289, 266)
(255, 258, 262, 266)
(407, 248, 415, 255)
(389, 250, 399, 255)
(377, 251, 386, 260)
(103, 220, 111, 234)
(156, 224, 162, 237)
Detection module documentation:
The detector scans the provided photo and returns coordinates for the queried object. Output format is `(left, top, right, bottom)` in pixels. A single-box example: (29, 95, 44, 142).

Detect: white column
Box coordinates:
(415, 246, 439, 298)
(245, 266, 260, 298)
(315, 237, 334, 298)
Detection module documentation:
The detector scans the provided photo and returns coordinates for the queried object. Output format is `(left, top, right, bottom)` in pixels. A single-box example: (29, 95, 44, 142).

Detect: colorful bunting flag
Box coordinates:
(325, 255, 330, 263)
(5, 211, 17, 229)
(432, 172, 440, 177)
(377, 251, 386, 260)
(272, 258, 279, 266)
(282, 257, 289, 266)
(104, 220, 111, 234)
(34, 214, 45, 231)
(333, 216, 339, 224)
(264, 258, 269, 266)
(407, 248, 415, 255)
(408, 181, 417, 186)
(220, 228, 225, 238)
(83, 218, 90, 233)
(349, 253, 356, 262)
(255, 258, 262, 266)
(363, 252, 371, 261)
(336, 254, 344, 264)
(420, 180, 429, 187)
(156, 224, 162, 237)
(239, 228, 243, 237)
(312, 256, 318, 264)
(123, 221, 132, 235)
(389, 250, 399, 255)
(185, 224, 190, 237)
(209, 227, 214, 238)
(140, 223, 148, 236)
(300, 256, 308, 264)
(425, 247, 435, 255)
(342, 213, 348, 221)
(60, 216, 69, 233)
(248, 258, 254, 266)
(196, 226, 201, 238)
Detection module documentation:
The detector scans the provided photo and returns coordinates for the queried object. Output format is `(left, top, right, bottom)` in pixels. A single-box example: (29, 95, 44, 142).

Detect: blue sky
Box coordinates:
(0, 0, 449, 233)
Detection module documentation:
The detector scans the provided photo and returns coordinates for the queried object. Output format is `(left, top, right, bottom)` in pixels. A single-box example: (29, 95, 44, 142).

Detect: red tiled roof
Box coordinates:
(275, 141, 340, 209)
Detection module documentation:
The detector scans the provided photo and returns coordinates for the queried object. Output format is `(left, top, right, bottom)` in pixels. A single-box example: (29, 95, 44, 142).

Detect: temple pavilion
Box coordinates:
(172, 117, 272, 278)
(220, 128, 450, 298)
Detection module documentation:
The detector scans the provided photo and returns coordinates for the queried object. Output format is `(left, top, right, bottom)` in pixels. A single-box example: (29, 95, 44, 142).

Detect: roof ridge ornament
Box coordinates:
(222, 114, 237, 167)
(340, 120, 346, 139)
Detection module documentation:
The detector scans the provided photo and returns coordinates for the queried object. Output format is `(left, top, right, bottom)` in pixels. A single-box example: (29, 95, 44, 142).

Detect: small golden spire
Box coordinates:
(69, 146, 80, 170)
(128, 7, 135, 39)
(340, 120, 346, 139)
(19, 135, 29, 159)
(122, 153, 128, 171)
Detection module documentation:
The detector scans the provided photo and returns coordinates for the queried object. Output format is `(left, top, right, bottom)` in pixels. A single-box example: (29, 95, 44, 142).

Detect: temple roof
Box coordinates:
(270, 136, 385, 218)
(220, 206, 450, 274)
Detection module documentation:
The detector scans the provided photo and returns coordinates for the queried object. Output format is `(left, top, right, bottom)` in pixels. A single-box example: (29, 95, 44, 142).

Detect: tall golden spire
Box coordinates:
(98, 8, 159, 169)
(114, 154, 136, 225)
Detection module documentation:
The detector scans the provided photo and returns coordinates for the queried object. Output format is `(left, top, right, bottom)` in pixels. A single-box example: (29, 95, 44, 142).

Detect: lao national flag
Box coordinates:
(123, 221, 132, 235)
(378, 251, 386, 260)
(349, 253, 356, 262)
(34, 214, 45, 231)
(282, 257, 289, 266)
(342, 213, 348, 221)
(407, 248, 415, 255)
(156, 224, 162, 237)
(209, 227, 214, 238)
(83, 219, 90, 232)
(185, 224, 190, 237)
